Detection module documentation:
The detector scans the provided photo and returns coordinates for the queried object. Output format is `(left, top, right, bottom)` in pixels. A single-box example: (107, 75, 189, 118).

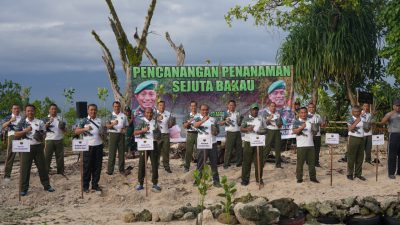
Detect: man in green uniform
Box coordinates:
(2, 104, 22, 182)
(219, 100, 243, 169)
(183, 101, 200, 172)
(43, 103, 66, 175)
(307, 103, 324, 167)
(240, 103, 265, 186)
(263, 102, 283, 168)
(156, 101, 175, 173)
(106, 101, 129, 175)
(15, 104, 55, 196)
(134, 107, 162, 192)
(346, 105, 366, 181)
(293, 107, 319, 183)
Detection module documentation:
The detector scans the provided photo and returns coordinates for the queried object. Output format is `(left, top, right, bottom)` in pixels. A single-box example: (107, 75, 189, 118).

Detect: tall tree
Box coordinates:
(92, 0, 186, 108)
(380, 0, 400, 83)
(227, 0, 380, 106)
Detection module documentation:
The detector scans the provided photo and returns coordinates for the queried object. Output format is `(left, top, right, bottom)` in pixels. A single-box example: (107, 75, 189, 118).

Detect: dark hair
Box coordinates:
(295, 101, 300, 105)
(200, 104, 209, 110)
(49, 103, 58, 108)
(113, 101, 121, 106)
(25, 104, 36, 110)
(308, 103, 315, 107)
(269, 102, 276, 107)
(228, 100, 236, 105)
(158, 100, 165, 105)
(190, 101, 197, 105)
(88, 104, 97, 109)
(12, 104, 20, 109)
(352, 105, 361, 110)
(299, 107, 307, 112)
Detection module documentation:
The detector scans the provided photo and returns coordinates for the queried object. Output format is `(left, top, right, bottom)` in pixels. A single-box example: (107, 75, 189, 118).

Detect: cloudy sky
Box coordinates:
(0, 0, 286, 107)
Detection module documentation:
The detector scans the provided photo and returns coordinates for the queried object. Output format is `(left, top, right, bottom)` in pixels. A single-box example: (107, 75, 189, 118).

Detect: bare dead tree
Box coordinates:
(166, 32, 185, 66)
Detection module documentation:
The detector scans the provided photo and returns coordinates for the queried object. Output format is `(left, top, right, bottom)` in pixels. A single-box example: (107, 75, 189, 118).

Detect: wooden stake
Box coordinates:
(145, 150, 148, 197)
(19, 152, 21, 202)
(257, 146, 261, 190)
(80, 151, 83, 199)
(330, 145, 333, 187)
(376, 145, 379, 182)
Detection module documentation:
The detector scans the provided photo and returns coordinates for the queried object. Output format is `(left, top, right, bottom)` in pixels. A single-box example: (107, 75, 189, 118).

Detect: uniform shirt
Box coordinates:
(223, 110, 241, 132)
(361, 112, 372, 136)
(16, 118, 45, 145)
(263, 109, 281, 130)
(156, 110, 171, 134)
(134, 117, 157, 140)
(132, 107, 156, 119)
(386, 111, 400, 133)
(4, 113, 22, 136)
(184, 112, 201, 132)
(293, 118, 314, 147)
(307, 113, 322, 137)
(241, 114, 264, 142)
(44, 115, 64, 140)
(193, 114, 219, 144)
(78, 117, 103, 146)
(347, 116, 364, 137)
(108, 111, 129, 133)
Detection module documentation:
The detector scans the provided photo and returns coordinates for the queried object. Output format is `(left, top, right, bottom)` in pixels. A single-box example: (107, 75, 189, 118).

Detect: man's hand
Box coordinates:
(85, 125, 92, 131)
(9, 116, 16, 123)
(202, 116, 209, 121)
(141, 126, 150, 133)
(24, 126, 32, 133)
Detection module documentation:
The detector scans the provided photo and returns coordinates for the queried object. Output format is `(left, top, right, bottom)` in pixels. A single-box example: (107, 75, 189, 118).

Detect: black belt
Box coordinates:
(187, 131, 198, 133)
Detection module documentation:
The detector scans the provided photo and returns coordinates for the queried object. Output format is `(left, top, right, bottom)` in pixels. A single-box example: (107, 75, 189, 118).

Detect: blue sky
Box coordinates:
(0, 0, 286, 108)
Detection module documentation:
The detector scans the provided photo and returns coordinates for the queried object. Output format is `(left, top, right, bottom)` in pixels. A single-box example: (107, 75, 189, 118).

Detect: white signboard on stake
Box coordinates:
(72, 139, 89, 152)
(137, 138, 154, 151)
(250, 134, 266, 147)
(372, 135, 384, 146)
(12, 139, 30, 152)
(325, 133, 340, 145)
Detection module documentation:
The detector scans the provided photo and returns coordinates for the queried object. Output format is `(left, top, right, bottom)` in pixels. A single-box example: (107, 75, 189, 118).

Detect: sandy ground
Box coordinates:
(1, 138, 399, 225)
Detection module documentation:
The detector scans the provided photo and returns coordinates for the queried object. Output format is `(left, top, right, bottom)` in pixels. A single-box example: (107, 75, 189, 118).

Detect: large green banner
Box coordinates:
(131, 65, 295, 140)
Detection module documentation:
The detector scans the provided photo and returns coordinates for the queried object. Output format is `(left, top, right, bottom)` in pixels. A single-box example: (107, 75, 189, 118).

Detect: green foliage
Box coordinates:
(217, 176, 237, 222)
(62, 107, 77, 147)
(97, 87, 109, 119)
(194, 165, 213, 225)
(0, 80, 25, 117)
(317, 83, 349, 121)
(369, 80, 400, 120)
(225, 0, 360, 30)
(380, 0, 400, 82)
(31, 97, 56, 119)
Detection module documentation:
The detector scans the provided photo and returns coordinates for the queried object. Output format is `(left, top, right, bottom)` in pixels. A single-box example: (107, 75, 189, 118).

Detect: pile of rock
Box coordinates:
(382, 198, 400, 221)
(301, 196, 383, 222)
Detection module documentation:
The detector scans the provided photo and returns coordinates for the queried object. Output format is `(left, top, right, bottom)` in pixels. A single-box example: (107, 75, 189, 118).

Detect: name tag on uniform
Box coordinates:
(372, 135, 384, 145)
(137, 138, 154, 151)
(250, 134, 265, 147)
(325, 133, 339, 144)
(72, 139, 89, 152)
(197, 135, 212, 149)
(12, 140, 30, 152)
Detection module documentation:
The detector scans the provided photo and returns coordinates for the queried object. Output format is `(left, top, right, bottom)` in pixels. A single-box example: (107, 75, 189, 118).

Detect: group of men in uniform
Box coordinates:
(2, 96, 400, 196)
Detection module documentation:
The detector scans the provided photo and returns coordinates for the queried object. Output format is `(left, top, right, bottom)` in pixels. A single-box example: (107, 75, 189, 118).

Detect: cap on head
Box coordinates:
(267, 80, 285, 94)
(394, 99, 400, 106)
(250, 103, 259, 109)
(134, 80, 158, 94)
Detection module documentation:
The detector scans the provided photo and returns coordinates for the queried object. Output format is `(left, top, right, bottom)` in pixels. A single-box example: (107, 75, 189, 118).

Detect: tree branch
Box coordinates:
(165, 32, 185, 66)
(136, 0, 157, 62)
(134, 29, 158, 66)
(91, 30, 123, 102)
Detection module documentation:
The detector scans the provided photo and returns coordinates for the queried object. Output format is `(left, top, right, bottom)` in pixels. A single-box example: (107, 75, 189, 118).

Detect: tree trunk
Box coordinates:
(165, 32, 185, 66)
(311, 74, 321, 106)
(344, 74, 357, 106)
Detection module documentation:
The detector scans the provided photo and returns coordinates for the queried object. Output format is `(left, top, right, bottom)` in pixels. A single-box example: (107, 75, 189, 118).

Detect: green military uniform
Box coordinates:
(347, 116, 365, 178)
(135, 117, 160, 186)
(308, 113, 322, 166)
(107, 111, 129, 174)
(263, 109, 282, 167)
(241, 103, 265, 184)
(184, 112, 200, 171)
(43, 116, 65, 174)
(221, 110, 243, 168)
(16, 118, 52, 193)
(293, 119, 316, 181)
(3, 114, 22, 179)
(156, 110, 174, 171)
